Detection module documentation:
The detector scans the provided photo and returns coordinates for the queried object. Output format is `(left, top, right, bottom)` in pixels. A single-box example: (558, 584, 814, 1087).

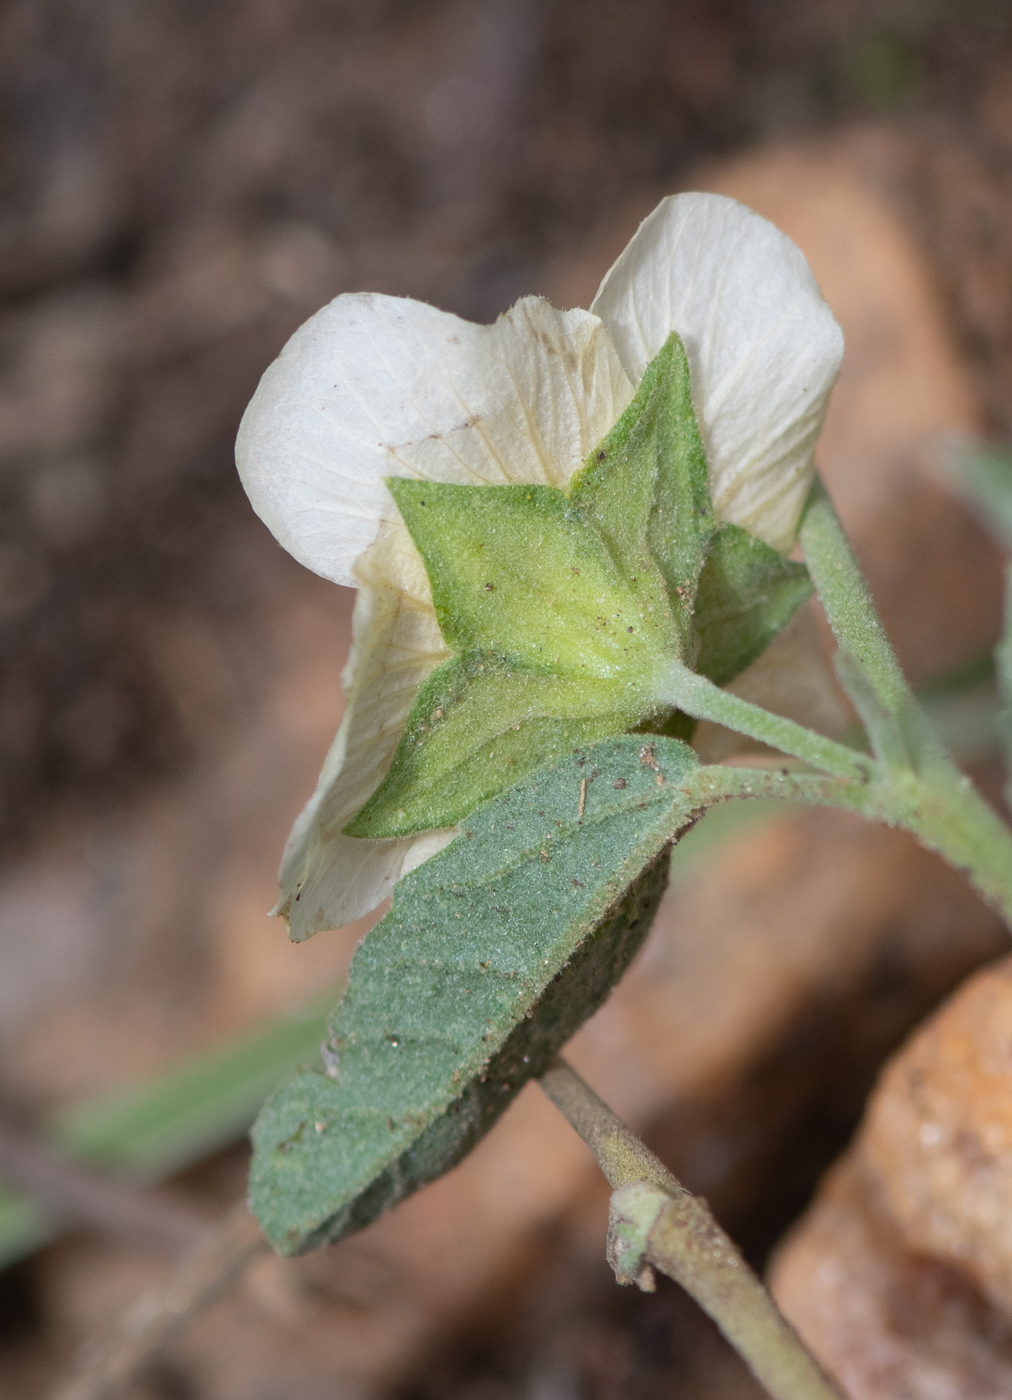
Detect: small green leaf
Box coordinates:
(250, 734, 703, 1255)
(694, 523, 813, 686)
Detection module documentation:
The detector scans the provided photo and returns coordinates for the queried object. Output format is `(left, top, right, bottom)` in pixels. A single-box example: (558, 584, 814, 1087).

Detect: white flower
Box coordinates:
(236, 192, 843, 941)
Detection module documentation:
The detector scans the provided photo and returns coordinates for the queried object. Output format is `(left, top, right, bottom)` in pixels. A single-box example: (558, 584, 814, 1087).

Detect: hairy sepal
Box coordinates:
(349, 337, 715, 838)
(693, 523, 813, 686)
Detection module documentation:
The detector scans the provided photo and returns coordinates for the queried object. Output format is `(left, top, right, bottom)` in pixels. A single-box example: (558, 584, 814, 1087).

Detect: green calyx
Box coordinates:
(346, 333, 812, 839)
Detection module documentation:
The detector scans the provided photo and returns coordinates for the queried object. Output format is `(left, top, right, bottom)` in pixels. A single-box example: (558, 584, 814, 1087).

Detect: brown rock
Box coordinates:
(861, 956, 1012, 1316)
(771, 1155, 1012, 1400)
(772, 956, 1012, 1396)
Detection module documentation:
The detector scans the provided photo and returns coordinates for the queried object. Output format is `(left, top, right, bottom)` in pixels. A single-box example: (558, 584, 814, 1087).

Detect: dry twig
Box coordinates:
(47, 1200, 269, 1400)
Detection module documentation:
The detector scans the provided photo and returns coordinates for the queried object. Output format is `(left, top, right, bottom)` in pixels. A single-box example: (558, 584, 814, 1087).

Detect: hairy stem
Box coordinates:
(539, 1059, 848, 1400)
(799, 478, 910, 716)
(655, 659, 872, 780)
(690, 762, 1012, 932)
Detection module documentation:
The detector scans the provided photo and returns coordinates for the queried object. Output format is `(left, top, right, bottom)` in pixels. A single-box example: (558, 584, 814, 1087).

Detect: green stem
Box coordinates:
(799, 478, 910, 716)
(688, 759, 1012, 930)
(540, 1059, 848, 1400)
(870, 768, 1012, 929)
(799, 479, 955, 779)
(656, 659, 872, 781)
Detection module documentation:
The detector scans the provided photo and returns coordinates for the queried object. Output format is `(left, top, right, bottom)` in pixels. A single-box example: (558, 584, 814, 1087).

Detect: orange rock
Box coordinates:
(772, 956, 1012, 1395)
(771, 1155, 1012, 1400)
(862, 955, 1012, 1316)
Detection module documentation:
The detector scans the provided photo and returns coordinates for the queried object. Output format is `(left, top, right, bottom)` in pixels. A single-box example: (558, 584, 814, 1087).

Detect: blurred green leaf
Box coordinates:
(941, 445, 1012, 550)
(0, 1190, 52, 1271)
(54, 1003, 332, 1180)
(838, 28, 921, 113)
(0, 998, 334, 1268)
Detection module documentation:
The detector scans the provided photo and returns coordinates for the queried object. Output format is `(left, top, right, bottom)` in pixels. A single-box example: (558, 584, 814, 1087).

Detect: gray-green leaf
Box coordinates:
(250, 733, 702, 1255)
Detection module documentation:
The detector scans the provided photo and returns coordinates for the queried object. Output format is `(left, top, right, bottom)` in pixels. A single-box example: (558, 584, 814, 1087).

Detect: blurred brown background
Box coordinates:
(2, 1, 1012, 1397)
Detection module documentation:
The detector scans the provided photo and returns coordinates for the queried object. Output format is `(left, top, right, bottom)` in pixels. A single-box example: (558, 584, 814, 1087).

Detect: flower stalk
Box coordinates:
(653, 658, 873, 781)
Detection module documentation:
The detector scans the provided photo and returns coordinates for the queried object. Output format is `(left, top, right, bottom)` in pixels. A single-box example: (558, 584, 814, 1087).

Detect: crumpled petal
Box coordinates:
(591, 192, 844, 553)
(276, 522, 453, 941)
(236, 293, 634, 586)
(250, 294, 634, 935)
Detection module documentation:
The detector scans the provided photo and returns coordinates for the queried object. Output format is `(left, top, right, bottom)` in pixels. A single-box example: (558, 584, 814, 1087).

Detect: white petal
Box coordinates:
(237, 293, 633, 586)
(276, 524, 452, 940)
(591, 193, 844, 552)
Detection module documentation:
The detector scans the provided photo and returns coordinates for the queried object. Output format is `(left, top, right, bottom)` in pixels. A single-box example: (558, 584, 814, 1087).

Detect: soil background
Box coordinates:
(2, 2, 1012, 1398)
